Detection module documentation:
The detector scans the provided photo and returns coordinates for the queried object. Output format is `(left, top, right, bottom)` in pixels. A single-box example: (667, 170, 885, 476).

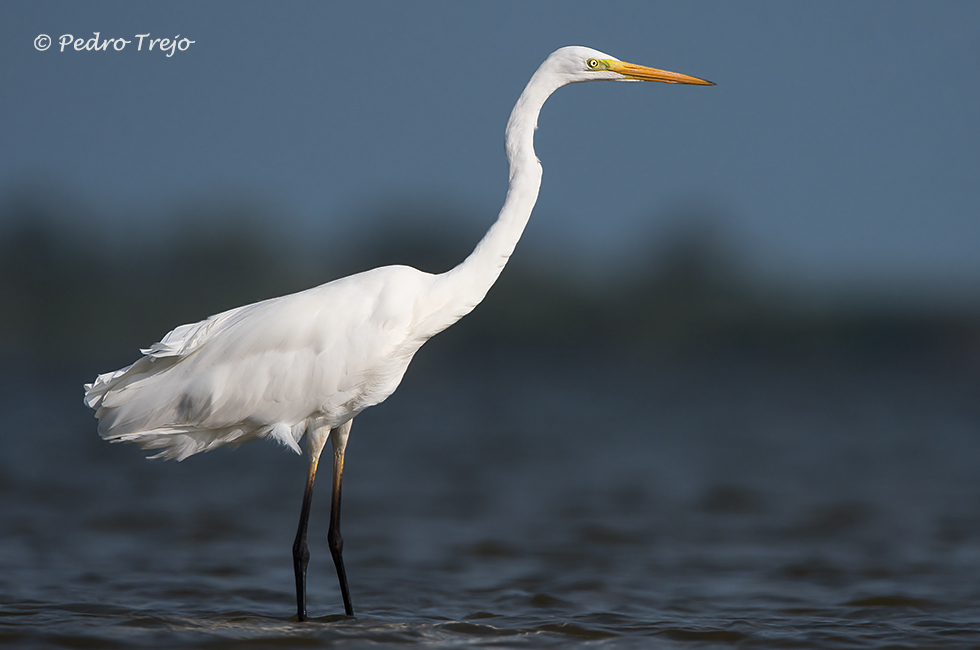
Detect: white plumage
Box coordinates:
(84, 46, 712, 620)
(86, 265, 445, 460)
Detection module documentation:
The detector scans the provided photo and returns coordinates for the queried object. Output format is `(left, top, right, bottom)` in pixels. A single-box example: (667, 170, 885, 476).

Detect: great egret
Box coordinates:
(84, 46, 712, 621)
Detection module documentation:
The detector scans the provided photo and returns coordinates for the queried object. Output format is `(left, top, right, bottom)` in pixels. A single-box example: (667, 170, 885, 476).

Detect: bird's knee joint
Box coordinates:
(327, 530, 344, 555)
(293, 540, 310, 565)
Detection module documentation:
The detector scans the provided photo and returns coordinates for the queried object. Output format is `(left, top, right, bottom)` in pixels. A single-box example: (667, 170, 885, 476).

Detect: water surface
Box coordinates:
(2, 346, 980, 647)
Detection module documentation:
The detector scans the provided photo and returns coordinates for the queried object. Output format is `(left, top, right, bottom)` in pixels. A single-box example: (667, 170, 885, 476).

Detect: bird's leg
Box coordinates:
(328, 419, 354, 616)
(292, 424, 330, 622)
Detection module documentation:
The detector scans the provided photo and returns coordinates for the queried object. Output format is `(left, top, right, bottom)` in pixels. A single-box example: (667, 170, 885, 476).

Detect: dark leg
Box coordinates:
(328, 420, 354, 616)
(292, 454, 320, 621)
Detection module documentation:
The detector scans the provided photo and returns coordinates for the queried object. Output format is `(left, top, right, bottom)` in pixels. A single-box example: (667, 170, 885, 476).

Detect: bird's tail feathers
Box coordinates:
(85, 347, 306, 461)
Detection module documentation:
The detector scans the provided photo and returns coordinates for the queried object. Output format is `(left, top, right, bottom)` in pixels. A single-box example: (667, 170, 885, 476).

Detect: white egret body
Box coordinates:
(84, 46, 712, 620)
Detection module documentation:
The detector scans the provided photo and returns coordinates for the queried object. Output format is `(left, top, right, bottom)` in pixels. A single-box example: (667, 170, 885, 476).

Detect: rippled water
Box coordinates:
(3, 346, 980, 647)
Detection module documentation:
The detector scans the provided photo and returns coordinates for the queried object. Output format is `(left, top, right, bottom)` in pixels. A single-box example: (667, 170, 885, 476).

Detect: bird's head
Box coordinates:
(542, 46, 714, 86)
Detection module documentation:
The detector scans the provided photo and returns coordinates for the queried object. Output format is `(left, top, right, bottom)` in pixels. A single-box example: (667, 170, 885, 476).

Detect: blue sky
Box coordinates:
(3, 1, 979, 303)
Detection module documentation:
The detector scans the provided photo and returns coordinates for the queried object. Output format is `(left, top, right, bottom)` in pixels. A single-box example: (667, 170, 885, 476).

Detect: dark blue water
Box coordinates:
(3, 345, 980, 648)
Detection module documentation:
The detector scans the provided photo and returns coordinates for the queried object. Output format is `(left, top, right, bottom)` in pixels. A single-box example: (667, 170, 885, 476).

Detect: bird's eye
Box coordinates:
(587, 58, 600, 69)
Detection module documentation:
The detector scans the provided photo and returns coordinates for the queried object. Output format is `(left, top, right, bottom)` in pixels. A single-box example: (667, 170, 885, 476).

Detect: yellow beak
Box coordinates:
(607, 60, 714, 85)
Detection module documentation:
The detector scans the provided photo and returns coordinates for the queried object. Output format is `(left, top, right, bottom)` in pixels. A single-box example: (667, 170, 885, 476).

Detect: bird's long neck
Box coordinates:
(422, 67, 563, 335)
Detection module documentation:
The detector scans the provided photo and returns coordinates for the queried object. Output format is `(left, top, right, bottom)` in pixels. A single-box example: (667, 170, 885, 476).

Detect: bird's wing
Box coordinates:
(85, 265, 435, 459)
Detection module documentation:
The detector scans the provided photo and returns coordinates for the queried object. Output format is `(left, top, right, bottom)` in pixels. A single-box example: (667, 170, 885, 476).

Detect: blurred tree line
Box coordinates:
(1, 191, 978, 367)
